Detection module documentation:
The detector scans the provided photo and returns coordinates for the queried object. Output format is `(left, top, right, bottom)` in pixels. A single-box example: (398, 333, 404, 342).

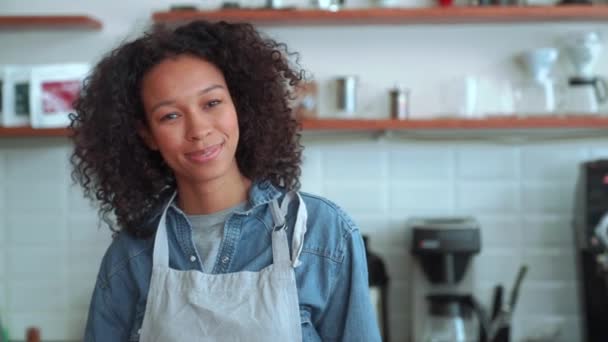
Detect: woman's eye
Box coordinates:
(160, 112, 179, 122)
(205, 99, 222, 108)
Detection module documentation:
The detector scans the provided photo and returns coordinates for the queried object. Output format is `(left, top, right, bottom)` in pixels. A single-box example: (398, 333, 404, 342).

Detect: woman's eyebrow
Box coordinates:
(150, 84, 225, 113)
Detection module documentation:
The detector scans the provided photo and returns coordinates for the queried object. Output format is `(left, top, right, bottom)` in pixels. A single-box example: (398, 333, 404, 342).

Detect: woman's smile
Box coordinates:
(185, 142, 224, 164)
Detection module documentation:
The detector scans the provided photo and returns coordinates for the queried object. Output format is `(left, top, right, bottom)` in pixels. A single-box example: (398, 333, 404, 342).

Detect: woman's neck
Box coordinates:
(176, 173, 251, 215)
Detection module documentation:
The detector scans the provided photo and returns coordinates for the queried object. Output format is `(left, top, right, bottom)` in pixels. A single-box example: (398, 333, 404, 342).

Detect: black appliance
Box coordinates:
(410, 217, 490, 341)
(574, 160, 608, 342)
(411, 220, 481, 284)
(363, 235, 390, 342)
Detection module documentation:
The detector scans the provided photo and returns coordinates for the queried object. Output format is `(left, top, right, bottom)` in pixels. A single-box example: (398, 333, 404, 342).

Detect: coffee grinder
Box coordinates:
(409, 217, 486, 342)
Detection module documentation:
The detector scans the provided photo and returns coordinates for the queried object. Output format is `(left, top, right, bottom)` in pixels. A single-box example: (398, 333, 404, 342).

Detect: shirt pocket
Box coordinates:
(129, 306, 146, 342)
(300, 308, 322, 342)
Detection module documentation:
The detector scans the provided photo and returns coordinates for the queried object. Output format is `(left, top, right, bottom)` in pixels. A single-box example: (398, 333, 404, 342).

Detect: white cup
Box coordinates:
(439, 76, 479, 118)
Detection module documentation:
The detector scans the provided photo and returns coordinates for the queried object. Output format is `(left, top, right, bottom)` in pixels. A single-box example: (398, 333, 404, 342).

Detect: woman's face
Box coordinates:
(139, 54, 241, 187)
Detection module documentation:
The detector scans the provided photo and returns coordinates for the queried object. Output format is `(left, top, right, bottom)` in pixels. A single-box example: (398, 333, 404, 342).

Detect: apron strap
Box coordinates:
(291, 193, 307, 268)
(269, 192, 308, 268)
(269, 200, 285, 229)
(152, 192, 178, 268)
(271, 229, 292, 267)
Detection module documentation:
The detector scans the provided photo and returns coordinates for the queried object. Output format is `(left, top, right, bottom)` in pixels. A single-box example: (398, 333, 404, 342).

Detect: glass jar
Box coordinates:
(424, 294, 479, 342)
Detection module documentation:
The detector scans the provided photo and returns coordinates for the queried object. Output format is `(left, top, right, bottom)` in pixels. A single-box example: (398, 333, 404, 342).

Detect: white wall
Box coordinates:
(1, 0, 608, 341)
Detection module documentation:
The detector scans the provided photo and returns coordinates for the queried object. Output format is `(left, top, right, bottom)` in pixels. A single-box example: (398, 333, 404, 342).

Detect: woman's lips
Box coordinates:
(185, 143, 223, 163)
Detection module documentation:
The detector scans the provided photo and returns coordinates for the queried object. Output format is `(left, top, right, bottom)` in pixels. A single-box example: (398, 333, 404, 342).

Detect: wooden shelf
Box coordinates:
(152, 5, 608, 26)
(0, 126, 70, 137)
(299, 116, 608, 131)
(0, 15, 102, 30)
(3, 116, 608, 138)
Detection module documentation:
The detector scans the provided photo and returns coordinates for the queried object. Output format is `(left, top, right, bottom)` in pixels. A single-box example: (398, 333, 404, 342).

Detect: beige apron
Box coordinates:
(138, 191, 307, 342)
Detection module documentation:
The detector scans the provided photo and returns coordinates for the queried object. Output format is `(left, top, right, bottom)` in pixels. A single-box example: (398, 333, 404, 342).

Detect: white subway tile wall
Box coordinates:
(522, 215, 574, 248)
(0, 152, 6, 215)
(0, 150, 4, 336)
(0, 137, 602, 341)
(388, 145, 453, 180)
(456, 147, 519, 181)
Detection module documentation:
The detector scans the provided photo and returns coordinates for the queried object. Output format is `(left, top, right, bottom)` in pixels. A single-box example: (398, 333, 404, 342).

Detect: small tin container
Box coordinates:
(337, 76, 358, 115)
(390, 85, 410, 120)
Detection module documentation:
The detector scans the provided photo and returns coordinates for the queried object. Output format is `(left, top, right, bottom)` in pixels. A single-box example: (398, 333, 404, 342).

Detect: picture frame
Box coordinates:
(29, 63, 90, 128)
(1, 65, 31, 127)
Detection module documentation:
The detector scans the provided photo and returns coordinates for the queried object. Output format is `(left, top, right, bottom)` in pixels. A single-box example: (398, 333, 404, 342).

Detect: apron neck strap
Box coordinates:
(152, 192, 178, 268)
(269, 192, 295, 229)
(269, 192, 308, 268)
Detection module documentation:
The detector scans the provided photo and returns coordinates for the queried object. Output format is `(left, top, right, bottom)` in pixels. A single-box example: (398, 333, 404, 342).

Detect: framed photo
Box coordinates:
(29, 63, 89, 128)
(1, 65, 31, 127)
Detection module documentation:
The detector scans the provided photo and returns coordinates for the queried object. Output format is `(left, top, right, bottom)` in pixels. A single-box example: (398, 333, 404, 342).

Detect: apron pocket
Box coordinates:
(300, 309, 321, 342)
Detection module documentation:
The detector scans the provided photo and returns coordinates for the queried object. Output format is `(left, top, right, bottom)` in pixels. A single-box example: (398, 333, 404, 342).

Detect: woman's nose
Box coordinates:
(185, 111, 212, 141)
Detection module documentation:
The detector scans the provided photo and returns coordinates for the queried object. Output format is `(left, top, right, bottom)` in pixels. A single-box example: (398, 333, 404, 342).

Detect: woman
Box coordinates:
(71, 20, 381, 341)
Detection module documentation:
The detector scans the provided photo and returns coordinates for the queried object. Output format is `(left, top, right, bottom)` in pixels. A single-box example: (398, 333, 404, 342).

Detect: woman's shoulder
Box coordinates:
(298, 191, 360, 264)
(96, 228, 154, 284)
(300, 191, 358, 234)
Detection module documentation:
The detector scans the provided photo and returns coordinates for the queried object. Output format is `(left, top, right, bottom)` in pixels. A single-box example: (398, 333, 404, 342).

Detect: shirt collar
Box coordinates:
(167, 179, 282, 216)
(247, 179, 283, 210)
(140, 179, 284, 234)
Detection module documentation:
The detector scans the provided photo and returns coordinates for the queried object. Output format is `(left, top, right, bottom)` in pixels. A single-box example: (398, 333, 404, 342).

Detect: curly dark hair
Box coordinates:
(69, 20, 304, 238)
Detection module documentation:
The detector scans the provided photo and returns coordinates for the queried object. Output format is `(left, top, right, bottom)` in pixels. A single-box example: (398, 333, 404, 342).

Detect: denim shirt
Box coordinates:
(84, 181, 382, 342)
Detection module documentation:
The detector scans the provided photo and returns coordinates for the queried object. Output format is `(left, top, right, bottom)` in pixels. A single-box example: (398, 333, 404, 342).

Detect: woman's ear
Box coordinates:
(136, 120, 159, 151)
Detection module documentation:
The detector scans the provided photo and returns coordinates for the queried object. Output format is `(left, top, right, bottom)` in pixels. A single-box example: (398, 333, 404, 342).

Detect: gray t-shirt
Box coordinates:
(187, 201, 247, 273)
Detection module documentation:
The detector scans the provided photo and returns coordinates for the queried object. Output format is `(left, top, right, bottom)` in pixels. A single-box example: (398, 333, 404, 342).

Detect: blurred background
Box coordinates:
(1, 0, 608, 341)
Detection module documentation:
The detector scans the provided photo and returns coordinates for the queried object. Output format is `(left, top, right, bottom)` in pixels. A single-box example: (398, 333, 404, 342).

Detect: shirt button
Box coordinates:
(190, 255, 197, 262)
(222, 256, 229, 264)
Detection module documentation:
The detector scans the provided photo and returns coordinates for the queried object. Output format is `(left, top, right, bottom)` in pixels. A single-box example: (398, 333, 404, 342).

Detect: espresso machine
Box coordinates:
(573, 160, 608, 342)
(409, 217, 487, 342)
